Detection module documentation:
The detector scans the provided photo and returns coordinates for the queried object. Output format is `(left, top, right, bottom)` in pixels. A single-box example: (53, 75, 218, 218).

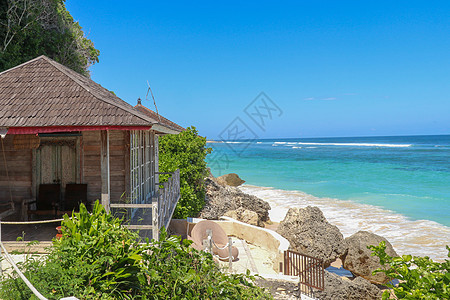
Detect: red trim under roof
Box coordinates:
(6, 125, 152, 135)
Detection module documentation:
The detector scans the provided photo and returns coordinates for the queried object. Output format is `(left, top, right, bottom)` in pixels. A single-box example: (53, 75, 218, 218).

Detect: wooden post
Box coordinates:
(31, 149, 36, 204)
(154, 134, 159, 194)
(152, 196, 159, 241)
(100, 130, 110, 212)
(124, 131, 130, 199)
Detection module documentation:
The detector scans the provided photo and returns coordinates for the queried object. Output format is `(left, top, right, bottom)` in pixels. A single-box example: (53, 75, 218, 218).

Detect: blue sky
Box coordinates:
(66, 0, 450, 139)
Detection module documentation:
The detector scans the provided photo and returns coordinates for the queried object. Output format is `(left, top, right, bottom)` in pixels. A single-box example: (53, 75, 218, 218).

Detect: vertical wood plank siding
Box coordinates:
(83, 131, 126, 204)
(0, 135, 32, 217)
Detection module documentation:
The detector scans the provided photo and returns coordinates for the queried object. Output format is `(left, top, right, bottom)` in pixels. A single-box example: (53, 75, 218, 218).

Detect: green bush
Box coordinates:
(159, 126, 211, 219)
(0, 201, 271, 299)
(369, 241, 450, 299)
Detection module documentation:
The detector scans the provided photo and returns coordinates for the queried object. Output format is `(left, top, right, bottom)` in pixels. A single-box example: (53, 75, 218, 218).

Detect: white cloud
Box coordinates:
(303, 95, 341, 101)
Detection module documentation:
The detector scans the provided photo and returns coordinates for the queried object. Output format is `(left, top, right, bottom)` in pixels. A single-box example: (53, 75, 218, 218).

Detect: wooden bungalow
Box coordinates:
(0, 56, 182, 241)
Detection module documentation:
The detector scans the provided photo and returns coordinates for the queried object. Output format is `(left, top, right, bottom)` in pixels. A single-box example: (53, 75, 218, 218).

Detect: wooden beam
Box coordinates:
(110, 203, 153, 208)
(100, 130, 110, 212)
(124, 225, 153, 230)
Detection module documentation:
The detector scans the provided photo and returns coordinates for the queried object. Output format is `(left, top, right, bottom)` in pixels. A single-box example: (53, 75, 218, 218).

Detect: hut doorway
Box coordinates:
(34, 136, 82, 204)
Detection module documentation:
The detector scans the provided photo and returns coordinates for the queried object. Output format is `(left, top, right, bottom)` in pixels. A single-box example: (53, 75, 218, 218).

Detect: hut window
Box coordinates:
(130, 131, 155, 204)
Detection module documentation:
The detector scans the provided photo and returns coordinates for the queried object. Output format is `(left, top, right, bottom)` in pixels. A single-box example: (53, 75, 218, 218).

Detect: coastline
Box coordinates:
(239, 184, 450, 262)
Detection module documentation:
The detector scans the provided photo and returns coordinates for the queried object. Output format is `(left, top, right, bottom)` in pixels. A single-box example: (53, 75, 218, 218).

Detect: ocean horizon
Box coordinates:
(207, 134, 450, 261)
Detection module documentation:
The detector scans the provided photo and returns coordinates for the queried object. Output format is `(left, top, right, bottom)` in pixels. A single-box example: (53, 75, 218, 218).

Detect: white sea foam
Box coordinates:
(296, 142, 412, 148)
(292, 146, 302, 149)
(239, 185, 450, 262)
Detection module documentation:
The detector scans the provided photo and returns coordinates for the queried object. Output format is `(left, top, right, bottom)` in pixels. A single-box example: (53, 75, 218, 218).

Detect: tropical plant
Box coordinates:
(0, 0, 99, 75)
(369, 241, 450, 299)
(159, 126, 212, 219)
(0, 200, 271, 299)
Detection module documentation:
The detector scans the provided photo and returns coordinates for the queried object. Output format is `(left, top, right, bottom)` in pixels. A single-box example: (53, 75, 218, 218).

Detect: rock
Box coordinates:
(254, 277, 300, 299)
(224, 207, 259, 226)
(217, 173, 246, 186)
(199, 175, 270, 227)
(315, 271, 382, 300)
(341, 231, 398, 284)
(277, 206, 346, 268)
(255, 272, 381, 300)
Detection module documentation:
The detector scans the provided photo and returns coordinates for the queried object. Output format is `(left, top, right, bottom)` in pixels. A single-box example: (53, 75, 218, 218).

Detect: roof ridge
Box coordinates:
(135, 104, 185, 131)
(0, 55, 47, 77)
(39, 56, 157, 125)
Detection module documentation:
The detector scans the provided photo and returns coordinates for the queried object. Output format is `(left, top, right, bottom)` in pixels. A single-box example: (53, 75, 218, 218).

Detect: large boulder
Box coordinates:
(341, 231, 398, 284)
(199, 175, 270, 227)
(277, 206, 346, 268)
(224, 207, 259, 226)
(314, 271, 382, 300)
(217, 173, 246, 186)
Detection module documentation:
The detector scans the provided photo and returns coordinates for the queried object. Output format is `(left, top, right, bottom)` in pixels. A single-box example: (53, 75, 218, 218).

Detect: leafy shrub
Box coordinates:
(369, 241, 450, 299)
(0, 201, 271, 299)
(159, 126, 211, 219)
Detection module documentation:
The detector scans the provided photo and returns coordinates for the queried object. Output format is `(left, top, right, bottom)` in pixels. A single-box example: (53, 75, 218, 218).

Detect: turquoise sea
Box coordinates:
(207, 135, 450, 260)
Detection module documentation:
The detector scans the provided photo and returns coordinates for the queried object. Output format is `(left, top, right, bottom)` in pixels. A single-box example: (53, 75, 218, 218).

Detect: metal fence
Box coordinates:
(283, 250, 325, 291)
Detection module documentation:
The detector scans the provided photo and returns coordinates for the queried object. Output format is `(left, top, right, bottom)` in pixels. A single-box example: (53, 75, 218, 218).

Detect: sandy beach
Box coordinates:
(240, 185, 450, 262)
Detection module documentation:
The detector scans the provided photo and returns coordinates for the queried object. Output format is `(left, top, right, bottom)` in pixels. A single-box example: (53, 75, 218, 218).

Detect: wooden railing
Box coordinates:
(283, 250, 325, 291)
(109, 169, 180, 241)
(156, 169, 181, 230)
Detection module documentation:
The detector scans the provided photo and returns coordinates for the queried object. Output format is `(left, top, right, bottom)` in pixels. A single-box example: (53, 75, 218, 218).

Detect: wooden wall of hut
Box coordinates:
(0, 135, 33, 214)
(82, 130, 128, 204)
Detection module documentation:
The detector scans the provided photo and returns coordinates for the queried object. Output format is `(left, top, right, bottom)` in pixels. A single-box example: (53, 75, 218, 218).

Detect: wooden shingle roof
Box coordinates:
(135, 104, 185, 133)
(0, 56, 157, 128)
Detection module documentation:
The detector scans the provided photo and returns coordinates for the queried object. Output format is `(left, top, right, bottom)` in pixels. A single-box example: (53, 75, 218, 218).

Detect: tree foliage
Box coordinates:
(0, 0, 99, 75)
(369, 241, 450, 299)
(159, 126, 211, 219)
(0, 201, 271, 299)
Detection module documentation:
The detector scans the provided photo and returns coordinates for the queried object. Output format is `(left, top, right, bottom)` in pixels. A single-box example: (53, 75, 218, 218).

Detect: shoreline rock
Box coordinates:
(341, 231, 398, 284)
(315, 271, 382, 300)
(217, 173, 245, 186)
(199, 174, 270, 227)
(276, 206, 347, 268)
(224, 207, 259, 226)
(255, 271, 382, 300)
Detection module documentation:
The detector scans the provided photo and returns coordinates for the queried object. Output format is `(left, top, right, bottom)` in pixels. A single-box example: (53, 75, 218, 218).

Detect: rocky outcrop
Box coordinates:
(341, 231, 398, 284)
(314, 271, 382, 300)
(277, 206, 346, 268)
(199, 175, 270, 227)
(217, 173, 246, 186)
(255, 271, 381, 300)
(224, 207, 259, 226)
